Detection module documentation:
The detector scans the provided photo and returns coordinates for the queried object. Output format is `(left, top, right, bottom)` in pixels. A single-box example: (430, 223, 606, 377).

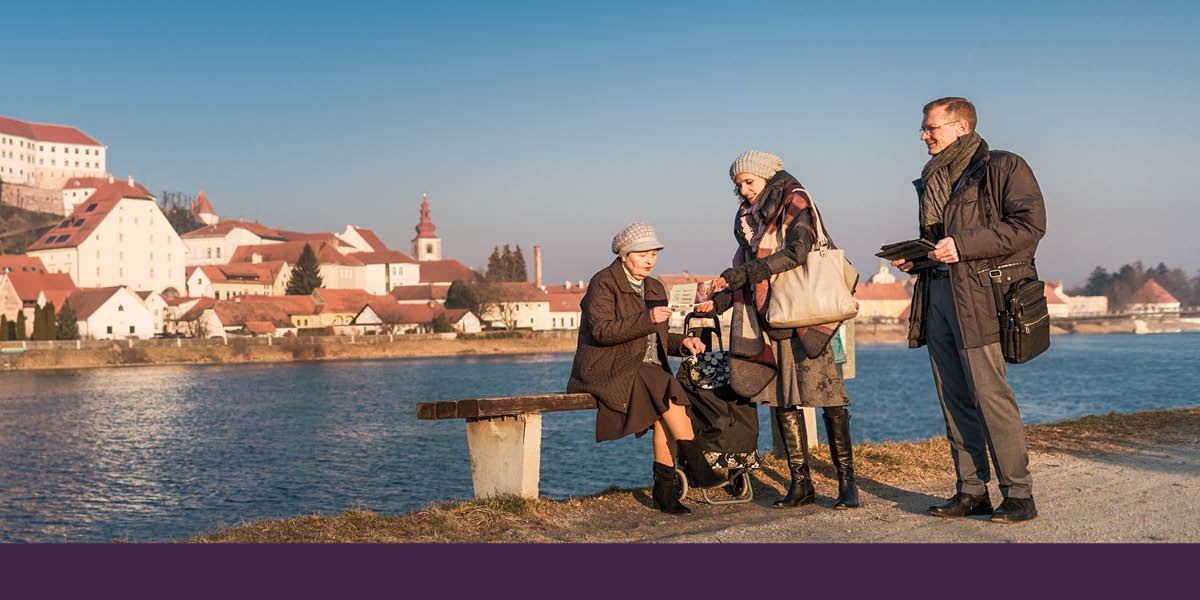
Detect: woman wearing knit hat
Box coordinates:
(711, 150, 861, 510)
(567, 222, 726, 515)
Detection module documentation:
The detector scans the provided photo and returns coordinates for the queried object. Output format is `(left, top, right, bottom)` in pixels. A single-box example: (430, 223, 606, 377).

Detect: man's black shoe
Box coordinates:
(927, 492, 992, 518)
(991, 497, 1038, 524)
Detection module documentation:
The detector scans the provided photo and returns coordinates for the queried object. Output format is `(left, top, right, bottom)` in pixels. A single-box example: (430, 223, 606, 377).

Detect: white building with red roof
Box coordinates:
(481, 282, 552, 330)
(544, 284, 585, 331)
(417, 259, 479, 287)
(182, 219, 287, 266)
(66, 286, 153, 340)
(353, 300, 481, 334)
(349, 249, 419, 294)
(0, 114, 106, 189)
(390, 283, 450, 304)
(0, 269, 77, 329)
(186, 262, 289, 299)
(25, 178, 187, 296)
(1126, 278, 1180, 315)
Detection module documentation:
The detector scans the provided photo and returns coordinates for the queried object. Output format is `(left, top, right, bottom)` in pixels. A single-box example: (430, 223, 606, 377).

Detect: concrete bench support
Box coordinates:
(465, 414, 542, 499)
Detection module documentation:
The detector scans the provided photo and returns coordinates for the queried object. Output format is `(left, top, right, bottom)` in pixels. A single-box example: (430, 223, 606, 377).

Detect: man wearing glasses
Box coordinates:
(891, 97, 1046, 523)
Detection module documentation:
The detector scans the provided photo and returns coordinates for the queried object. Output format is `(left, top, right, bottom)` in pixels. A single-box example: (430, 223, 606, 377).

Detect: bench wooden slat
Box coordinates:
(416, 393, 598, 420)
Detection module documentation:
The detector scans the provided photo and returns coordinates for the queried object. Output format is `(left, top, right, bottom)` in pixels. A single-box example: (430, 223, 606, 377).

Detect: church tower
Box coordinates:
(412, 194, 442, 261)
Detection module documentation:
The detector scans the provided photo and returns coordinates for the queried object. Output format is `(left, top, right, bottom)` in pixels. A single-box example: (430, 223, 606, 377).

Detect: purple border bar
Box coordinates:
(2, 543, 1193, 596)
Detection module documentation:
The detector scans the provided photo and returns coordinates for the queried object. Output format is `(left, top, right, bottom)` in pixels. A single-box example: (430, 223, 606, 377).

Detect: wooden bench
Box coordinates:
(416, 393, 599, 499)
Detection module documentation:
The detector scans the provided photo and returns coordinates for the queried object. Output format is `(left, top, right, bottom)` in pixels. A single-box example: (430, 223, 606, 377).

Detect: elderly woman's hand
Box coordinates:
(681, 336, 706, 355)
(649, 306, 673, 324)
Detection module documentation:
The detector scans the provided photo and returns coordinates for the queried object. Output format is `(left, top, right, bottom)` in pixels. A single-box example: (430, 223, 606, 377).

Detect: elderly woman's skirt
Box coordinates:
(595, 361, 689, 442)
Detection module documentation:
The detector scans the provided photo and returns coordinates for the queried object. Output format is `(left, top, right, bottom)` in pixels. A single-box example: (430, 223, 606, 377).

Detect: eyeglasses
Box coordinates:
(920, 120, 962, 135)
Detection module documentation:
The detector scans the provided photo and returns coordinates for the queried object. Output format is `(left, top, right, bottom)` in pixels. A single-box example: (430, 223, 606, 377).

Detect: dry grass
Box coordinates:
(190, 407, 1198, 544)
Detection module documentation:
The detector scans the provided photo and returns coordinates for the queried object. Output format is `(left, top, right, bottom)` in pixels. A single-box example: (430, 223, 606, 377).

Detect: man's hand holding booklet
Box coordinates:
(875, 238, 939, 271)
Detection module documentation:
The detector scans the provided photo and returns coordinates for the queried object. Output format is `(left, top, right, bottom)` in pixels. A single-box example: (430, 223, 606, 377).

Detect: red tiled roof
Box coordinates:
(0, 255, 48, 274)
(65, 286, 126, 320)
(359, 300, 455, 325)
(5, 271, 76, 302)
(229, 240, 363, 267)
(348, 250, 417, 265)
(191, 190, 216, 215)
(195, 262, 285, 285)
(244, 321, 277, 334)
(213, 301, 293, 328)
(313, 288, 376, 314)
(390, 284, 449, 302)
(1044, 282, 1067, 304)
(0, 114, 103, 146)
(546, 289, 584, 312)
(234, 294, 317, 315)
(62, 177, 112, 191)
(350, 227, 389, 252)
(177, 297, 216, 321)
(854, 281, 911, 301)
(418, 259, 479, 284)
(182, 219, 285, 240)
(1129, 278, 1179, 305)
(26, 180, 155, 251)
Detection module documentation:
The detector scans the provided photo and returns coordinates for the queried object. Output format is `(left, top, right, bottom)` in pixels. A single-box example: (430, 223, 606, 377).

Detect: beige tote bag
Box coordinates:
(764, 200, 859, 329)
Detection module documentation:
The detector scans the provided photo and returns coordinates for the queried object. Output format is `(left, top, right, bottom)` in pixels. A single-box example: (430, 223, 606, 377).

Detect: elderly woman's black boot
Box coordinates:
(773, 407, 816, 508)
(675, 439, 726, 489)
(652, 462, 691, 515)
(822, 407, 860, 509)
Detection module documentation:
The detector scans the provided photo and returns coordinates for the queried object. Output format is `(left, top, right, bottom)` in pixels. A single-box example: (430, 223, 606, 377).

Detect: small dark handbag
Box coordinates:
(989, 272, 1051, 364)
(681, 312, 731, 390)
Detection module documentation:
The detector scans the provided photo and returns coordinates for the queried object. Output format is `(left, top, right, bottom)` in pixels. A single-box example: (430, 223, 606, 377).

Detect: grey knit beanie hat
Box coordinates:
(611, 222, 664, 256)
(729, 149, 784, 181)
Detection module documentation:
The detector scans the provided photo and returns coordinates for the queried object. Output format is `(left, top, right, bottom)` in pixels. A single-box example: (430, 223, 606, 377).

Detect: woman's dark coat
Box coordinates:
(567, 258, 684, 413)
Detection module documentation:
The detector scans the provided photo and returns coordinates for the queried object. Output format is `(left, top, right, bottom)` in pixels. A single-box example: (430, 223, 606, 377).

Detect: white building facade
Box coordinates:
(26, 182, 187, 296)
(0, 115, 107, 188)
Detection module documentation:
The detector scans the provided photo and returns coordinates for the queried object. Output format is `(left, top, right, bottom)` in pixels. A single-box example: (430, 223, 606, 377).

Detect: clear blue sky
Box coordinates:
(5, 1, 1198, 287)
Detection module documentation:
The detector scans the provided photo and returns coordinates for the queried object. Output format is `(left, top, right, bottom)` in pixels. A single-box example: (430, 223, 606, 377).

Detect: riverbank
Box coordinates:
(4, 318, 1197, 372)
(192, 406, 1200, 543)
(0, 332, 581, 371)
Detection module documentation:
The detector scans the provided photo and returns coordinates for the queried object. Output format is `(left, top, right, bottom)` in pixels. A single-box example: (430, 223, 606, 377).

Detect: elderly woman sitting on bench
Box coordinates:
(567, 222, 725, 515)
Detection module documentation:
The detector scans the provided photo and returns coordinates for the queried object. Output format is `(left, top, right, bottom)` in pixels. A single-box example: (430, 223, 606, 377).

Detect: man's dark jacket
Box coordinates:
(907, 143, 1047, 349)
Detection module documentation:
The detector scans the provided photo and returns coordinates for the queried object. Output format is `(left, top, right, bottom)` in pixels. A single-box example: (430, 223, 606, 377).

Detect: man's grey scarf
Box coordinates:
(920, 131, 983, 228)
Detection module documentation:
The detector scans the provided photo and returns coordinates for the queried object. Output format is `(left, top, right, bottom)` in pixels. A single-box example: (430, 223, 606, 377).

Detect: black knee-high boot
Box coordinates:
(822, 406, 860, 509)
(773, 407, 815, 508)
(652, 462, 690, 515)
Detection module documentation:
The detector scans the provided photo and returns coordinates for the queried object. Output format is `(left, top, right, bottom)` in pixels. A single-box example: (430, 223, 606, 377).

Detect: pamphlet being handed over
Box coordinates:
(668, 279, 717, 315)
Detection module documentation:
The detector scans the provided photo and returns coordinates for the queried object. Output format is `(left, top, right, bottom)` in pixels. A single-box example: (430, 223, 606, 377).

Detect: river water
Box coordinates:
(1, 333, 1197, 543)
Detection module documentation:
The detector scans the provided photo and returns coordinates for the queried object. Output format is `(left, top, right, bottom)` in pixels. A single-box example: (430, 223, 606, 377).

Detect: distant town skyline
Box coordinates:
(5, 1, 1198, 286)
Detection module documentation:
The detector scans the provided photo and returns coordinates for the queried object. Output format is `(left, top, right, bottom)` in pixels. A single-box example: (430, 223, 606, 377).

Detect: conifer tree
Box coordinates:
(31, 304, 48, 340)
(16, 310, 27, 340)
(0, 314, 9, 341)
(485, 247, 504, 281)
(41, 302, 57, 341)
(56, 300, 79, 340)
(286, 242, 324, 295)
(512, 244, 528, 283)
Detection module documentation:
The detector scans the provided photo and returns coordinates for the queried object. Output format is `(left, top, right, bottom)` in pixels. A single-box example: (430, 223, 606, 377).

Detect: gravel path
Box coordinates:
(582, 441, 1200, 543)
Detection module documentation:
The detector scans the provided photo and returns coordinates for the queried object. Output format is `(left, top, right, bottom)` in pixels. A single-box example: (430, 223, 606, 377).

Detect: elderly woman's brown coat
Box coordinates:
(567, 258, 685, 413)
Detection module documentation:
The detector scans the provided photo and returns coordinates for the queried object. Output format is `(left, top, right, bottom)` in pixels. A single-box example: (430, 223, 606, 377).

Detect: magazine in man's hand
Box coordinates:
(876, 238, 939, 270)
